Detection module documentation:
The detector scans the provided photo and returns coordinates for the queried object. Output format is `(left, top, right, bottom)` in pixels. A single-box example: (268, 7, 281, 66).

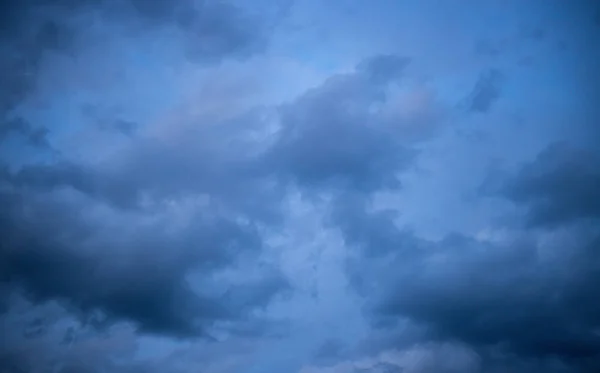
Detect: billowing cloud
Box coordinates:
(1, 1, 599, 373)
(504, 142, 600, 228)
(340, 140, 600, 371)
(0, 182, 288, 338)
(266, 55, 417, 192)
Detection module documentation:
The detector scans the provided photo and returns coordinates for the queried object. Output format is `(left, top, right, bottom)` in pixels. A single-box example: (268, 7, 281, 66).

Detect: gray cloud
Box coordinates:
(0, 52, 437, 372)
(0, 185, 288, 338)
(346, 227, 600, 371)
(1, 108, 285, 218)
(0, 53, 418, 339)
(1, 2, 597, 369)
(463, 68, 504, 113)
(0, 298, 148, 373)
(504, 142, 600, 228)
(339, 140, 600, 372)
(265, 55, 416, 193)
(0, 117, 49, 148)
(0, 0, 267, 125)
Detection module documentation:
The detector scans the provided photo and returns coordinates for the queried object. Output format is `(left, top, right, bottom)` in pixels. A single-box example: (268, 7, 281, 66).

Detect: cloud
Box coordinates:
(463, 68, 504, 113)
(80, 104, 139, 136)
(1, 2, 597, 371)
(339, 140, 600, 372)
(0, 291, 287, 373)
(0, 0, 267, 123)
(0, 42, 334, 345)
(347, 230, 600, 371)
(2, 106, 284, 215)
(0, 295, 143, 373)
(0, 177, 288, 338)
(302, 342, 481, 373)
(0, 29, 292, 353)
(0, 117, 49, 148)
(504, 142, 600, 227)
(265, 54, 421, 193)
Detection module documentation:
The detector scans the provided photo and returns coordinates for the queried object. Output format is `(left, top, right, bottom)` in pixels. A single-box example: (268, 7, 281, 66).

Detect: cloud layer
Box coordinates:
(1, 1, 599, 372)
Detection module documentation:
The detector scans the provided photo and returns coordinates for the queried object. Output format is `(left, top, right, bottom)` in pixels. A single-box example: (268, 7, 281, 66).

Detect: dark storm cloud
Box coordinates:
(0, 52, 431, 371)
(266, 54, 415, 193)
(0, 66, 291, 341)
(504, 142, 600, 228)
(1, 53, 417, 217)
(340, 142, 600, 372)
(312, 93, 600, 371)
(2, 1, 596, 372)
(463, 68, 504, 113)
(0, 185, 287, 337)
(346, 224, 600, 370)
(0, 52, 417, 339)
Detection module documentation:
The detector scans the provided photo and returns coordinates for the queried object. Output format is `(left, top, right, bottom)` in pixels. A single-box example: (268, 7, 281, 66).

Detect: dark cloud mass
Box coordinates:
(267, 55, 415, 192)
(0, 52, 414, 338)
(343, 140, 600, 371)
(0, 183, 287, 337)
(505, 142, 600, 228)
(1, 1, 599, 373)
(0, 0, 283, 354)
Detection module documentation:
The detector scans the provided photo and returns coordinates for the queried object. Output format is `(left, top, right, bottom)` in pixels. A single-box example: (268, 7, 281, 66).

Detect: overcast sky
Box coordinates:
(1, 1, 599, 372)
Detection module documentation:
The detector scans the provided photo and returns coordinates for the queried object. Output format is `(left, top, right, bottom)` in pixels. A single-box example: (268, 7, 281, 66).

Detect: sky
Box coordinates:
(1, 1, 599, 372)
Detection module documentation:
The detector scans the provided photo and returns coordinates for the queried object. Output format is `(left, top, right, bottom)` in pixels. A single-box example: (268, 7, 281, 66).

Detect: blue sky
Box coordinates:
(1, 1, 600, 372)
